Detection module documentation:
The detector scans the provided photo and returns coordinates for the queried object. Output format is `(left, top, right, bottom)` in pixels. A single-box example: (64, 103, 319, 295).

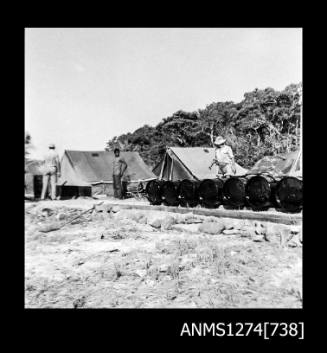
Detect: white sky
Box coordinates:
(25, 28, 302, 159)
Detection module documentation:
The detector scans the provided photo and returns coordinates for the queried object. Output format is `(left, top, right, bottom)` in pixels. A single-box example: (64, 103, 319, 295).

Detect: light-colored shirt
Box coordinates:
(215, 145, 234, 175)
(215, 145, 234, 165)
(43, 150, 60, 170)
(113, 156, 127, 176)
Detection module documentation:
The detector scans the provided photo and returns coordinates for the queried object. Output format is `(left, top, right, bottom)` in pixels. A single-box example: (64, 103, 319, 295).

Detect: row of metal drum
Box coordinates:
(145, 175, 303, 213)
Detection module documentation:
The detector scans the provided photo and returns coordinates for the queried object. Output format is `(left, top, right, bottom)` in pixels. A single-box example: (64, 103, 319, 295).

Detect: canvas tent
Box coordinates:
(25, 159, 43, 197)
(153, 147, 248, 181)
(249, 149, 302, 178)
(59, 150, 156, 196)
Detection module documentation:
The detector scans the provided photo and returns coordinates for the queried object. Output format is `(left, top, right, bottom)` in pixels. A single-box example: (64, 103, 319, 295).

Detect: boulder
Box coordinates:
(149, 218, 162, 229)
(176, 212, 199, 224)
(41, 208, 54, 217)
(223, 223, 234, 230)
(137, 216, 148, 224)
(111, 206, 121, 213)
(198, 222, 225, 235)
(55, 212, 66, 221)
(130, 212, 147, 223)
(161, 215, 176, 230)
(239, 226, 254, 238)
(38, 222, 61, 233)
(253, 222, 267, 235)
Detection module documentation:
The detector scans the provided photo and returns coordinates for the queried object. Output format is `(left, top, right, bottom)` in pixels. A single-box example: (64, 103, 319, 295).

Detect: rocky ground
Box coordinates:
(25, 198, 302, 308)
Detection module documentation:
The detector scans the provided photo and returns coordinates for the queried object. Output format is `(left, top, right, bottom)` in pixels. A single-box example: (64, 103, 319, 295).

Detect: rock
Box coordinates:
(138, 216, 147, 224)
(56, 212, 66, 221)
(198, 222, 225, 235)
(222, 229, 240, 235)
(111, 206, 120, 213)
(252, 235, 264, 242)
(114, 209, 129, 219)
(239, 229, 252, 238)
(73, 296, 86, 308)
(176, 212, 199, 224)
(287, 240, 301, 248)
(171, 224, 199, 234)
(253, 222, 267, 235)
(41, 208, 54, 217)
(94, 204, 104, 213)
(240, 225, 255, 235)
(161, 215, 176, 230)
(135, 269, 147, 277)
(149, 218, 162, 229)
(111, 231, 126, 240)
(38, 222, 61, 233)
(129, 212, 146, 223)
(223, 224, 234, 230)
(103, 204, 113, 213)
(95, 204, 112, 214)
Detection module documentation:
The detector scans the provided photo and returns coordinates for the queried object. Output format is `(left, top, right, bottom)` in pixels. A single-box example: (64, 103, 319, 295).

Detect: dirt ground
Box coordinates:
(25, 198, 302, 308)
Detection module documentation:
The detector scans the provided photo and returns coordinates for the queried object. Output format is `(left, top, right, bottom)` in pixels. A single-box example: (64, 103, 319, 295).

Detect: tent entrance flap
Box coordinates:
(157, 149, 195, 181)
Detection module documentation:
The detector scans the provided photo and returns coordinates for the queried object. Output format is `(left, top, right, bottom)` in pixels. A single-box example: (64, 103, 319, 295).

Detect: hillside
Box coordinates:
(106, 83, 302, 169)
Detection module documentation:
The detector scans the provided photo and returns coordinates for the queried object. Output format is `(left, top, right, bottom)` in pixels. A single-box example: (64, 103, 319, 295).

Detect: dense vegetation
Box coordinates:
(106, 83, 302, 169)
(25, 132, 32, 159)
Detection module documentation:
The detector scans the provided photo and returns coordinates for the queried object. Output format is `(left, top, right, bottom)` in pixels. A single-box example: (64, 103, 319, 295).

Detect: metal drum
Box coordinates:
(178, 179, 201, 208)
(161, 180, 181, 206)
(222, 176, 247, 209)
(145, 180, 164, 205)
(198, 178, 224, 208)
(274, 176, 303, 213)
(245, 174, 277, 211)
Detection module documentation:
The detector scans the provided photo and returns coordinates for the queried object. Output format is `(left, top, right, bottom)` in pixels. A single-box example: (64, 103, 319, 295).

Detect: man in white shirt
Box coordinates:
(40, 143, 61, 200)
(209, 136, 236, 176)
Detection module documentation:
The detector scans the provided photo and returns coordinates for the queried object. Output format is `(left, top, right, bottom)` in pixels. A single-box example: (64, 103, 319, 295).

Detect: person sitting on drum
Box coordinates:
(209, 136, 236, 177)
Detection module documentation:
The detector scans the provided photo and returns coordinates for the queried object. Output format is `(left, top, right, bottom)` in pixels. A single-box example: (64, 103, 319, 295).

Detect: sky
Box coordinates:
(25, 28, 302, 159)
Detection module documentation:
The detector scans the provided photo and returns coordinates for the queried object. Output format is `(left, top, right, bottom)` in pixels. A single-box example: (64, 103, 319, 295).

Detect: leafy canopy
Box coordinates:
(106, 83, 302, 169)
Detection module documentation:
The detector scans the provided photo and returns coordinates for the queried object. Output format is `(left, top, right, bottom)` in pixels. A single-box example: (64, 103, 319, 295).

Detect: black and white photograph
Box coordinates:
(25, 28, 302, 310)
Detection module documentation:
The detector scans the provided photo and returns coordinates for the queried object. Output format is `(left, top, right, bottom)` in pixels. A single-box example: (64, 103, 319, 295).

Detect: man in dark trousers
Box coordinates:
(112, 148, 128, 199)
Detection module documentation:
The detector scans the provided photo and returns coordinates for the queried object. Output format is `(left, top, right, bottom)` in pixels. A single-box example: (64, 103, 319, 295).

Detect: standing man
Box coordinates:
(41, 143, 61, 200)
(112, 148, 128, 199)
(209, 136, 236, 176)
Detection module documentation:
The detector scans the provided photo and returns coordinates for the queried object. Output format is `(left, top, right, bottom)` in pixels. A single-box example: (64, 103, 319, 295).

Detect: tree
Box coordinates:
(105, 82, 302, 169)
(25, 132, 32, 158)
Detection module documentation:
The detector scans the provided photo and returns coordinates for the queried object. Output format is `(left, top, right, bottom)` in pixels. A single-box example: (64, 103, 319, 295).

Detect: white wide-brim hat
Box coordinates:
(214, 136, 226, 145)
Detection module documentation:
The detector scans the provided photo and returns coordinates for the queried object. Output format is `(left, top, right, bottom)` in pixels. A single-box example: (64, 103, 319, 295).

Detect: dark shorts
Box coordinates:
(113, 175, 126, 199)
